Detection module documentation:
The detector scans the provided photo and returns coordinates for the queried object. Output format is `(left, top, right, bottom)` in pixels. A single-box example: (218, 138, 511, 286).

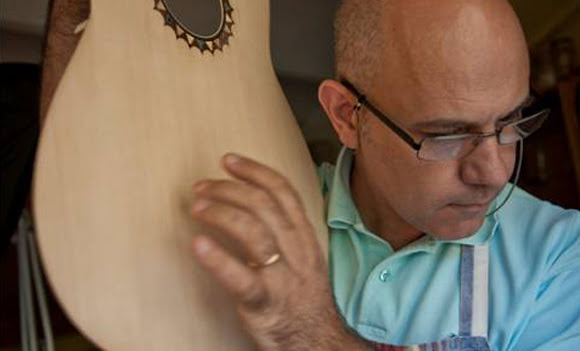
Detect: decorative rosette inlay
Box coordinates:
(154, 0, 234, 54)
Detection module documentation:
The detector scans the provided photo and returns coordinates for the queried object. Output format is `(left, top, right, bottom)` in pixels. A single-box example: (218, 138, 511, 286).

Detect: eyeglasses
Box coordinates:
(341, 79, 550, 161)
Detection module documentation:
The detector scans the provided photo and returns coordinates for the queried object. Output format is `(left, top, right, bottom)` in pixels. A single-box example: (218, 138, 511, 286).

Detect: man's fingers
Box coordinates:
(220, 154, 310, 227)
(194, 179, 293, 231)
(192, 235, 268, 309)
(192, 179, 311, 257)
(191, 199, 281, 267)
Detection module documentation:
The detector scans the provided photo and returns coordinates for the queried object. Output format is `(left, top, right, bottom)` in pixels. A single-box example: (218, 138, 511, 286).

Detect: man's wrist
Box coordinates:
(316, 311, 371, 351)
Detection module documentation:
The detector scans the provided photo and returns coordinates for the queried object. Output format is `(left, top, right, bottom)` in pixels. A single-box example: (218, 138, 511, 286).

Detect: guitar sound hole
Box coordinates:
(164, 0, 222, 38)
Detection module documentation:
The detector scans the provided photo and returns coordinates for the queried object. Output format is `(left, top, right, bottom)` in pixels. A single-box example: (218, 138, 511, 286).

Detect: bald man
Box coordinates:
(42, 0, 579, 350)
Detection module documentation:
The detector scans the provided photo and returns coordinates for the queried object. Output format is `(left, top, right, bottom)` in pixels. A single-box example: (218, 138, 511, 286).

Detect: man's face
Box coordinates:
(353, 0, 530, 239)
(356, 87, 526, 239)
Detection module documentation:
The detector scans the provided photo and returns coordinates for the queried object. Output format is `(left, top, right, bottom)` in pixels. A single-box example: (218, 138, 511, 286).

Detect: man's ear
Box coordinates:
(317, 79, 360, 149)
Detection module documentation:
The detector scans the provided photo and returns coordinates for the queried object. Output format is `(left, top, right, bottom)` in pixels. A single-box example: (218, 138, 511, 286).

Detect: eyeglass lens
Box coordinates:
(418, 109, 549, 161)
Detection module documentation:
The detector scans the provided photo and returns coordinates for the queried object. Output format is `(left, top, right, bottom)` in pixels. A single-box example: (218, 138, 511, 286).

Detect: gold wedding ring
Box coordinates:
(248, 253, 281, 269)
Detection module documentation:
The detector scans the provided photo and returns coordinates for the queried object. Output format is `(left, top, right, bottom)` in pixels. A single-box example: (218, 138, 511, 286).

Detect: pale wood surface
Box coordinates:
(32, 1, 328, 350)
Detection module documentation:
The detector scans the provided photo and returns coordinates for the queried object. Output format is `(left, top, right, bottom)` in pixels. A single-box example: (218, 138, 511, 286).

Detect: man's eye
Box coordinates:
(423, 130, 463, 137)
(423, 132, 451, 137)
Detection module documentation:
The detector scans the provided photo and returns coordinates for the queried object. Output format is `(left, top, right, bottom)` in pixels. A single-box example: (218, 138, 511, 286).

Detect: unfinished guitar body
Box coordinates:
(33, 1, 328, 350)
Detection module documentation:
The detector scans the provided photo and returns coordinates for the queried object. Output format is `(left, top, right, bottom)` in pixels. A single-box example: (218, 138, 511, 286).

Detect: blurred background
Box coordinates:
(1, 0, 579, 350)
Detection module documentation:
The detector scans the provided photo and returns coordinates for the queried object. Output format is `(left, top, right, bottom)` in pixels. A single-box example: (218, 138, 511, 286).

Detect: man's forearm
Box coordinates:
(40, 0, 90, 124)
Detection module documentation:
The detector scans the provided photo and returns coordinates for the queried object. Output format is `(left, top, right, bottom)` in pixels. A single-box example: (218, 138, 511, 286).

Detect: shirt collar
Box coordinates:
(326, 146, 500, 247)
(327, 147, 360, 229)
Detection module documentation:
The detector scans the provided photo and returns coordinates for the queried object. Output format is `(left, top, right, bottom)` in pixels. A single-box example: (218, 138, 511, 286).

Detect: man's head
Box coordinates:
(318, 0, 530, 240)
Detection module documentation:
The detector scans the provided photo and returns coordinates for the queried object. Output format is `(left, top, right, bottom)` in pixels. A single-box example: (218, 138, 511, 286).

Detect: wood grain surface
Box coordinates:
(32, 1, 328, 350)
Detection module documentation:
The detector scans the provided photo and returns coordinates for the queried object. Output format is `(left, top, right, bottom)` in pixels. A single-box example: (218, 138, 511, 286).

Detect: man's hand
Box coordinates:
(190, 153, 367, 351)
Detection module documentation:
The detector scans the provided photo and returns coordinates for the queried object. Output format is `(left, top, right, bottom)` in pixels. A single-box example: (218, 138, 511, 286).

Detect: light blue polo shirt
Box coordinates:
(318, 147, 580, 350)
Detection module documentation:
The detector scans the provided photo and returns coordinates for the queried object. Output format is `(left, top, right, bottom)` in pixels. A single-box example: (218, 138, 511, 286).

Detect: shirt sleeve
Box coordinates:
(512, 210, 580, 351)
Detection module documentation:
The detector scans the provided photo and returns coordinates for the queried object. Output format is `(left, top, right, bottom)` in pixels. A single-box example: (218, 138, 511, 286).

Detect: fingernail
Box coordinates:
(224, 153, 240, 166)
(193, 181, 209, 192)
(193, 236, 211, 256)
(192, 199, 210, 212)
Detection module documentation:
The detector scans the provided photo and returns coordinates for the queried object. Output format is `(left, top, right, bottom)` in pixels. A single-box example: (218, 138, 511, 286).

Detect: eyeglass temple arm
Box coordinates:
(340, 79, 421, 150)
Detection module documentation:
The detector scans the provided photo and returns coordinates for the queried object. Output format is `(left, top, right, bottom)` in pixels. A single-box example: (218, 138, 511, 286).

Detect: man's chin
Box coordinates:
(428, 212, 487, 240)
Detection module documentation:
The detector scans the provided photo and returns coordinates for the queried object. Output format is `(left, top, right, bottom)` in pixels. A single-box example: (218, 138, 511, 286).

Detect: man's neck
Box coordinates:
(349, 158, 425, 251)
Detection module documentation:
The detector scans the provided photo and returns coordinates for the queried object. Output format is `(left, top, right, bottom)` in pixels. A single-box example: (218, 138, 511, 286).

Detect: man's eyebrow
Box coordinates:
(410, 94, 533, 131)
(410, 119, 475, 130)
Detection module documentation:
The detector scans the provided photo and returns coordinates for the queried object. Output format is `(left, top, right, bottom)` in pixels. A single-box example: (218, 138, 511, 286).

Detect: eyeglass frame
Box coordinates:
(340, 78, 548, 161)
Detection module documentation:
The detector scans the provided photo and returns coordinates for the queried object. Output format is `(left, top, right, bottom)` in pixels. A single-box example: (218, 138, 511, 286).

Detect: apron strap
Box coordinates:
(472, 244, 489, 338)
(372, 244, 492, 351)
(459, 244, 489, 338)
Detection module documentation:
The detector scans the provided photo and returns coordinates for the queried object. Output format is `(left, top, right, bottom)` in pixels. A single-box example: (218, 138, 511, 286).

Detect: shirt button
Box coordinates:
(379, 270, 391, 282)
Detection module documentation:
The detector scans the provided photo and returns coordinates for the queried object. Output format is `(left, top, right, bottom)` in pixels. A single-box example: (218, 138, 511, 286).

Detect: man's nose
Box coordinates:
(460, 136, 514, 188)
